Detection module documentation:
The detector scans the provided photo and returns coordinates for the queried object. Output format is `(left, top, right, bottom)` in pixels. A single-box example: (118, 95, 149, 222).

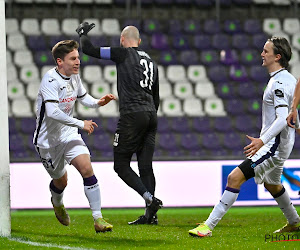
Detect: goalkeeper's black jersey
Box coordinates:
(110, 47, 160, 115)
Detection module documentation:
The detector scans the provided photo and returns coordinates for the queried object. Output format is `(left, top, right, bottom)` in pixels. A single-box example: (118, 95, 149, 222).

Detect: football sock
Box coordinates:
(205, 187, 240, 230)
(50, 180, 64, 207)
(83, 175, 102, 220)
(273, 186, 300, 225)
(143, 191, 153, 205)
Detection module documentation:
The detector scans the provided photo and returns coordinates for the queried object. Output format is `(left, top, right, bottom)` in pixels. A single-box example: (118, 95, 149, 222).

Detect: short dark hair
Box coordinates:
(268, 36, 292, 68)
(52, 40, 79, 63)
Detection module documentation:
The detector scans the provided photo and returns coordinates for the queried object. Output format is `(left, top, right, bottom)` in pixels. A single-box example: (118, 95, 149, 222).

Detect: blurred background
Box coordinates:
(5, 0, 300, 164)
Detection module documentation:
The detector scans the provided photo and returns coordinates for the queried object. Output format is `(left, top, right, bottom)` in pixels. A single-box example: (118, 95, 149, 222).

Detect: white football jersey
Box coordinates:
(33, 67, 86, 148)
(261, 69, 297, 159)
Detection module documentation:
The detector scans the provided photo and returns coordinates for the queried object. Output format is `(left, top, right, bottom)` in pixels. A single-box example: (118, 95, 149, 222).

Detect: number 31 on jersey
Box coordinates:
(140, 59, 154, 90)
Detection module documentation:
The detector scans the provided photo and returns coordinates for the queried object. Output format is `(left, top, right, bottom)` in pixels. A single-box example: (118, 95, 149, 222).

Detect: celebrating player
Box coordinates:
(33, 40, 116, 233)
(76, 23, 162, 225)
(189, 37, 300, 237)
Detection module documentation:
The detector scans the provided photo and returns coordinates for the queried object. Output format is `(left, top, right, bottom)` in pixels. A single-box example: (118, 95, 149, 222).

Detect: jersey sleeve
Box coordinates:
(40, 75, 59, 103)
(77, 76, 87, 98)
(272, 80, 289, 108)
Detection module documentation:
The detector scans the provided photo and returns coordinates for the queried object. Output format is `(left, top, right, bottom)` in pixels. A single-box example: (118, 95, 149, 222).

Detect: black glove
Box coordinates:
(76, 22, 95, 37)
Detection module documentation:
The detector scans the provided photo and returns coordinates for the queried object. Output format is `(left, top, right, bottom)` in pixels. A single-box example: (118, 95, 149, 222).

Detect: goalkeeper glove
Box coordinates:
(76, 22, 95, 37)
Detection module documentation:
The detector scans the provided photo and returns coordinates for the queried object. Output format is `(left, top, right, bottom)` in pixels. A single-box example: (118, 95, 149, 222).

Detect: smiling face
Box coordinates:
(261, 41, 281, 72)
(56, 49, 80, 76)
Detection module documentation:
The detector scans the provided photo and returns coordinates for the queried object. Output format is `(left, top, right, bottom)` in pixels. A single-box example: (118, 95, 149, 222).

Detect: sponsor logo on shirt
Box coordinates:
(275, 89, 284, 97)
(59, 96, 77, 103)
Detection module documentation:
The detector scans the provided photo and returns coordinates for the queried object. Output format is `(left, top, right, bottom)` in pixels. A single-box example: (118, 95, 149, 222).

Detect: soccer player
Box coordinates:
(76, 23, 163, 225)
(189, 37, 300, 237)
(33, 40, 116, 233)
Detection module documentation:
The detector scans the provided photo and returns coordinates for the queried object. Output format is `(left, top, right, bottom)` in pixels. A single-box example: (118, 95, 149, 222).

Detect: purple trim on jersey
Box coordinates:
(100, 47, 111, 59)
(83, 175, 98, 186)
(225, 186, 240, 193)
(50, 180, 64, 194)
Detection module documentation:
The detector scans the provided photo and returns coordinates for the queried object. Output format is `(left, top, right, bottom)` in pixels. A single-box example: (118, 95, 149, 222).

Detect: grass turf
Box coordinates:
(1, 206, 300, 249)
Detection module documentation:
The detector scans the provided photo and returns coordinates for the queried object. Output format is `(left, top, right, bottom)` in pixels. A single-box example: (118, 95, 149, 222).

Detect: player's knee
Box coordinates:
(227, 172, 242, 188)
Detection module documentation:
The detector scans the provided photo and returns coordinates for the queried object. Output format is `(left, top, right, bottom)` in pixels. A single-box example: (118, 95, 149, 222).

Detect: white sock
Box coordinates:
(205, 189, 239, 230)
(49, 181, 64, 207)
(50, 188, 64, 207)
(84, 182, 102, 220)
(274, 187, 300, 225)
(143, 191, 153, 205)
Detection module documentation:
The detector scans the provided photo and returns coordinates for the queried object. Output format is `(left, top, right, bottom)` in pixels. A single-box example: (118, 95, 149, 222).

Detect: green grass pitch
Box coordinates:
(1, 206, 300, 249)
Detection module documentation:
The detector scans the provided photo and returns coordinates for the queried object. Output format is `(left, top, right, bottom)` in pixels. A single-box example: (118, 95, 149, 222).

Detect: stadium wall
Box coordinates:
(10, 159, 300, 209)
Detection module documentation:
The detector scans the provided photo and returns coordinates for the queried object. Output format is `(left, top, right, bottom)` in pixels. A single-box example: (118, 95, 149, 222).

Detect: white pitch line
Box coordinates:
(8, 237, 98, 250)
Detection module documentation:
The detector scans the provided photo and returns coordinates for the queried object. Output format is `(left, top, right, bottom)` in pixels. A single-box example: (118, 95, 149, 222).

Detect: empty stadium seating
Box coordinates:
(5, 1, 300, 162)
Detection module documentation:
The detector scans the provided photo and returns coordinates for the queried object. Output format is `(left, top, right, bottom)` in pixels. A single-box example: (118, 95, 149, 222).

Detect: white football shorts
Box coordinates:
(250, 142, 285, 185)
(36, 133, 90, 179)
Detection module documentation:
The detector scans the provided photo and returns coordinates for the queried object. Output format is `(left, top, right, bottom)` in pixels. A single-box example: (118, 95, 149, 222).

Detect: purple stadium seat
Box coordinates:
(203, 19, 221, 34)
(194, 34, 212, 50)
(93, 133, 112, 151)
(244, 19, 262, 34)
(168, 19, 182, 35)
(151, 33, 169, 50)
(90, 35, 109, 47)
(9, 134, 24, 151)
(20, 118, 36, 134)
(180, 50, 199, 65)
(200, 50, 219, 65)
(27, 135, 35, 151)
(170, 117, 190, 133)
(140, 34, 151, 50)
(202, 132, 222, 150)
(106, 117, 119, 133)
(110, 35, 120, 47)
(237, 82, 258, 99)
(159, 50, 178, 65)
(247, 99, 262, 115)
(143, 19, 161, 34)
(27, 35, 48, 51)
(232, 33, 251, 50)
(157, 116, 171, 133)
(234, 115, 256, 133)
(208, 65, 229, 83)
(48, 35, 67, 47)
(158, 133, 178, 150)
(34, 50, 53, 66)
(220, 49, 239, 65)
(240, 49, 261, 65)
(212, 33, 231, 50)
(223, 132, 244, 150)
(252, 33, 268, 50)
(183, 19, 201, 34)
(80, 53, 98, 66)
(215, 82, 237, 99)
(225, 99, 245, 115)
(255, 116, 262, 131)
(189, 148, 209, 158)
(249, 65, 269, 83)
(181, 133, 200, 150)
(12, 149, 30, 160)
(9, 117, 17, 135)
(172, 34, 190, 50)
(223, 20, 242, 34)
(229, 64, 249, 82)
(213, 116, 234, 133)
(192, 116, 213, 133)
